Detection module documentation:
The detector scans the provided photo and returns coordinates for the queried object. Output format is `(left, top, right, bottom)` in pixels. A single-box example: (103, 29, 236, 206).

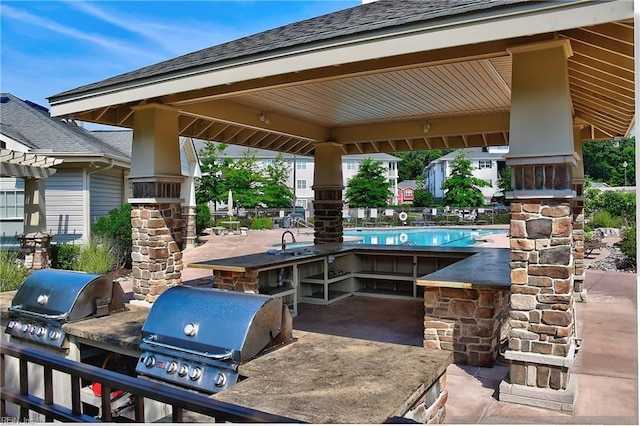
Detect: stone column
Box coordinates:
(128, 104, 185, 304)
(571, 127, 587, 302)
(312, 142, 344, 244)
(499, 40, 580, 412)
(18, 177, 51, 269)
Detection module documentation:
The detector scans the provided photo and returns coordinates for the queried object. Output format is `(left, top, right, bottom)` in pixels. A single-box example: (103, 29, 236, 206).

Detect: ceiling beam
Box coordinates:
(329, 113, 510, 143)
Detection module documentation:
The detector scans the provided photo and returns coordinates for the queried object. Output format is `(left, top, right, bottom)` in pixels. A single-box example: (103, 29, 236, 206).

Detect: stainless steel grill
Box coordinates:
(5, 269, 125, 348)
(136, 286, 290, 394)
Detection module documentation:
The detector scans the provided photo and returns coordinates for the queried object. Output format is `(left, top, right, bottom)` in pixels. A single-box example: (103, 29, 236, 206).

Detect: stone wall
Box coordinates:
(182, 206, 197, 249)
(423, 287, 510, 367)
(17, 233, 51, 270)
(213, 270, 259, 293)
(130, 203, 184, 303)
(508, 201, 574, 360)
(401, 373, 448, 424)
(312, 187, 343, 244)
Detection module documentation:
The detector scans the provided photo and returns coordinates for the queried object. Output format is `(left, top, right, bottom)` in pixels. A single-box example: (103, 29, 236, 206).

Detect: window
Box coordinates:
(405, 190, 413, 197)
(261, 159, 274, 167)
(479, 160, 492, 169)
(0, 190, 24, 219)
(296, 161, 307, 170)
(296, 199, 308, 208)
(346, 160, 357, 171)
(296, 180, 307, 190)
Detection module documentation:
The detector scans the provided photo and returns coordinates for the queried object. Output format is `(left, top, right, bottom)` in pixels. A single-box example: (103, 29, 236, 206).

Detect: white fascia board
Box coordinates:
(50, 1, 633, 117)
(49, 153, 130, 168)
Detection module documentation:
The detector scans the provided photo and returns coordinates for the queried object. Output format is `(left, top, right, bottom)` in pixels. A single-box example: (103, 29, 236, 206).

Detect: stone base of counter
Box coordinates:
(423, 287, 510, 367)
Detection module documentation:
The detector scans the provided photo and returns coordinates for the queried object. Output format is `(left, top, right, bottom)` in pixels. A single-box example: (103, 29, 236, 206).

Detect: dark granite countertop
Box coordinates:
(189, 243, 511, 289)
(416, 247, 511, 289)
(189, 242, 491, 271)
(212, 330, 452, 424)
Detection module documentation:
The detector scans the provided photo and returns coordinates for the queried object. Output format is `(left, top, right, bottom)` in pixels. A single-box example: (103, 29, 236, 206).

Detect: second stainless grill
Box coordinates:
(135, 286, 287, 394)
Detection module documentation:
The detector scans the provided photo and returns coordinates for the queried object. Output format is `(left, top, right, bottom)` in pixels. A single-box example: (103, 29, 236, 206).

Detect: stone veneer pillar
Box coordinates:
(499, 39, 579, 412)
(313, 142, 344, 244)
(17, 232, 52, 270)
(128, 103, 185, 303)
(570, 128, 587, 302)
(499, 197, 579, 412)
(130, 198, 184, 303)
(182, 205, 197, 249)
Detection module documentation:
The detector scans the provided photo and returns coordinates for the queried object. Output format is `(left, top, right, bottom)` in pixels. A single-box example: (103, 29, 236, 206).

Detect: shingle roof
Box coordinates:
(398, 180, 417, 190)
(0, 93, 129, 160)
(49, 0, 530, 100)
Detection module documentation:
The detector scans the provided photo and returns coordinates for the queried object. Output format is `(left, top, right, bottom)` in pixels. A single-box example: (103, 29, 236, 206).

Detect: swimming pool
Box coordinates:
(343, 228, 506, 247)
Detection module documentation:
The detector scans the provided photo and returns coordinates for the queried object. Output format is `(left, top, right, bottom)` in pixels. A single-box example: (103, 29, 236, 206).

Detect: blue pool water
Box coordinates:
(343, 228, 506, 247)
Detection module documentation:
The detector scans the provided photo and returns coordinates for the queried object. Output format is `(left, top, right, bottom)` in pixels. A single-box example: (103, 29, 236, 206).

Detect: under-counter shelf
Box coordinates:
(354, 270, 415, 281)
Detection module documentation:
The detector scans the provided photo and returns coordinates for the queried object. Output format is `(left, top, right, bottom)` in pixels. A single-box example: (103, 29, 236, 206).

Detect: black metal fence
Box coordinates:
(1, 341, 302, 423)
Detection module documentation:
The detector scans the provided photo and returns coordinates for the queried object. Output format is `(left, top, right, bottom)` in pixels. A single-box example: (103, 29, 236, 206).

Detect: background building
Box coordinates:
(193, 141, 401, 213)
(424, 147, 508, 205)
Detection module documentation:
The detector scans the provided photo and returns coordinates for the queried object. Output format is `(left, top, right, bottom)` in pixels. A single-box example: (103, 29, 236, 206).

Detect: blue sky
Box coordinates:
(1, 1, 360, 109)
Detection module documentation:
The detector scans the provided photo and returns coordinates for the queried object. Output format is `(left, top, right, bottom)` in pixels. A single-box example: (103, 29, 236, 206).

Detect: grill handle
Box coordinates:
(8, 306, 69, 322)
(141, 337, 234, 361)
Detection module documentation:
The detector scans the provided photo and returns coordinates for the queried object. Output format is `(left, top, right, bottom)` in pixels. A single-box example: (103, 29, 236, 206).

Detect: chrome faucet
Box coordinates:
(281, 230, 296, 252)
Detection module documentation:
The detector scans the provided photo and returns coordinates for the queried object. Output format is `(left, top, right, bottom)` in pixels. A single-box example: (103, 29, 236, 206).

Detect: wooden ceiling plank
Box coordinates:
(569, 61, 634, 91)
(569, 73, 635, 104)
(562, 28, 634, 58)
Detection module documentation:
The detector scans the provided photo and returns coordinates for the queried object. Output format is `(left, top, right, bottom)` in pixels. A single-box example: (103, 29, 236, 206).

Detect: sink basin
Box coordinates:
(270, 248, 319, 257)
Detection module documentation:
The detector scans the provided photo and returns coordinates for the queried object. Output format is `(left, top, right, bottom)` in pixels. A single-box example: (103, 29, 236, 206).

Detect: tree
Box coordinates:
(395, 150, 452, 182)
(261, 154, 294, 208)
(441, 151, 490, 207)
(495, 166, 512, 204)
(412, 189, 434, 207)
(582, 138, 635, 186)
(223, 150, 263, 209)
(196, 141, 228, 206)
(345, 158, 393, 207)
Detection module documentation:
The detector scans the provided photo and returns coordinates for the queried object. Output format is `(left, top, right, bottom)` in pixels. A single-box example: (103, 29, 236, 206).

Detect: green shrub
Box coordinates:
(0, 249, 30, 292)
(73, 238, 116, 274)
(619, 223, 636, 267)
(51, 244, 80, 270)
(250, 217, 274, 230)
(591, 210, 624, 229)
(92, 204, 132, 268)
(196, 204, 211, 234)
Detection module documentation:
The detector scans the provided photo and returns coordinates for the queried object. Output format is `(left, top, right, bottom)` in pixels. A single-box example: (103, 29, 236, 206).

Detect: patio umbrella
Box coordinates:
(227, 189, 233, 217)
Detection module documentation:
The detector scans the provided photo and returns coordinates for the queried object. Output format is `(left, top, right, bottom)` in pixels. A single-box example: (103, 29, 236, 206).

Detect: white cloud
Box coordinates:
(0, 4, 159, 61)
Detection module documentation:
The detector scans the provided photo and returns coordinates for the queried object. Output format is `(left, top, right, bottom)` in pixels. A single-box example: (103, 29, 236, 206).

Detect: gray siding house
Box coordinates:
(0, 94, 200, 249)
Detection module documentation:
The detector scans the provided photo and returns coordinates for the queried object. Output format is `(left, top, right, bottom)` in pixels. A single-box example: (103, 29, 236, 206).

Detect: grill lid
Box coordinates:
(9, 269, 114, 322)
(140, 287, 283, 363)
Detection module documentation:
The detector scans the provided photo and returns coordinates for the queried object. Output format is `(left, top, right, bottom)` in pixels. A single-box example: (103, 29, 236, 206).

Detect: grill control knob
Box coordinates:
(22, 323, 29, 332)
(183, 323, 197, 337)
(213, 372, 227, 388)
(178, 364, 189, 377)
(143, 355, 156, 368)
(29, 325, 37, 334)
(188, 367, 202, 381)
(7, 320, 16, 329)
(36, 327, 46, 337)
(49, 330, 61, 341)
(166, 361, 178, 374)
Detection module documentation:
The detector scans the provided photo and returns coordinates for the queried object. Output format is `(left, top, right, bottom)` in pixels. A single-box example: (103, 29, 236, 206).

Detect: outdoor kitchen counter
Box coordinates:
(61, 305, 148, 353)
(212, 330, 453, 424)
(415, 247, 511, 289)
(187, 243, 509, 281)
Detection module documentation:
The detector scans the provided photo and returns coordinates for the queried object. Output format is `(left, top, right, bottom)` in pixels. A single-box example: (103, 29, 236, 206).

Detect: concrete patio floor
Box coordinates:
(122, 227, 638, 424)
